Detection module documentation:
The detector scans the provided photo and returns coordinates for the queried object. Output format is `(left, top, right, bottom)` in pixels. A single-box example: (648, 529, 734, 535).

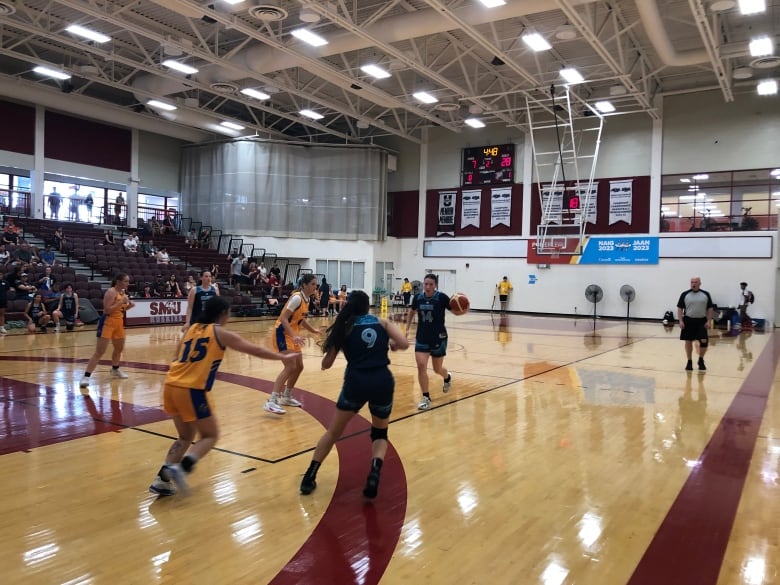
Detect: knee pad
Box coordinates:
(370, 426, 388, 442)
(699, 339, 709, 348)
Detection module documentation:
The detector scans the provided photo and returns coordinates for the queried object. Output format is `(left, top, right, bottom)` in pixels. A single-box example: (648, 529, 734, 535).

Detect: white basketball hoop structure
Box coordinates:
(527, 86, 605, 256)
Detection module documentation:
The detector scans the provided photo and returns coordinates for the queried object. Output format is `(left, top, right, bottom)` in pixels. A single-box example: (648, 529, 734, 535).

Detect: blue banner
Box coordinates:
(575, 236, 659, 264)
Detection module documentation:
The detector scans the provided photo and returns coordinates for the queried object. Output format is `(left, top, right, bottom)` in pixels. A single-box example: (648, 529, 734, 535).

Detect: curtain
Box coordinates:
(180, 139, 388, 240)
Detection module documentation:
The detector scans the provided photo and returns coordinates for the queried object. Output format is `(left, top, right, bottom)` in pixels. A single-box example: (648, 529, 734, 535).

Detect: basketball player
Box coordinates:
(150, 296, 300, 495)
(405, 273, 452, 411)
(80, 273, 135, 387)
(300, 290, 409, 498)
(52, 283, 79, 332)
(183, 270, 219, 330)
(264, 273, 322, 414)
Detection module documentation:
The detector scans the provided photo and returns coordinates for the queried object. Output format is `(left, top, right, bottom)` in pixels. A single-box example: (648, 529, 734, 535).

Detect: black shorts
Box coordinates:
(680, 316, 708, 341)
(336, 367, 394, 419)
(0, 299, 6, 309)
(499, 295, 508, 302)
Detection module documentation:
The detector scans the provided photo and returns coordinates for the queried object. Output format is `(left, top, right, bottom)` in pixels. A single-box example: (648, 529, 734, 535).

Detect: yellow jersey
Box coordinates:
(401, 281, 412, 294)
(166, 323, 226, 391)
(275, 291, 309, 334)
(106, 290, 127, 323)
(498, 281, 513, 295)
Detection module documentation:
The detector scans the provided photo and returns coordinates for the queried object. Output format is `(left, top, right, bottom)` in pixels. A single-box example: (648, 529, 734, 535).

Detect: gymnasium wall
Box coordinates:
(139, 132, 187, 193)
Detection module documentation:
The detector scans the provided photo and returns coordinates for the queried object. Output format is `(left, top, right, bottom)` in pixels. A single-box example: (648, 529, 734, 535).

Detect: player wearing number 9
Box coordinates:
(148, 296, 300, 497)
(300, 290, 409, 499)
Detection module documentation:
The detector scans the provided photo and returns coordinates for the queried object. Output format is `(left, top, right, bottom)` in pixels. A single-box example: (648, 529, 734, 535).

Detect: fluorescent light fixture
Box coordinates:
(464, 118, 486, 128)
(749, 37, 774, 57)
(360, 64, 391, 79)
(413, 91, 438, 104)
(757, 79, 778, 95)
(33, 65, 71, 80)
(522, 33, 551, 52)
(688, 185, 700, 191)
(240, 88, 270, 100)
(738, 0, 765, 14)
(147, 99, 177, 111)
(771, 169, 780, 176)
(65, 25, 111, 44)
(664, 211, 678, 216)
(594, 101, 615, 113)
(560, 67, 584, 84)
(222, 0, 245, 4)
(299, 109, 324, 120)
(680, 178, 691, 183)
(162, 60, 198, 75)
(478, 0, 506, 6)
(220, 121, 245, 130)
(692, 174, 709, 180)
(291, 28, 328, 47)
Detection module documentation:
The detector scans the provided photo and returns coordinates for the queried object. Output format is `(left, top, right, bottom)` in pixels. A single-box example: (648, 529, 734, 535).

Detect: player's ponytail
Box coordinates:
(322, 290, 369, 354)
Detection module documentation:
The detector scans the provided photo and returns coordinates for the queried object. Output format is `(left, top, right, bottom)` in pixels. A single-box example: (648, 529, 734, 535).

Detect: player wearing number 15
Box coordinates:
(149, 296, 300, 496)
(300, 290, 409, 498)
(405, 274, 453, 411)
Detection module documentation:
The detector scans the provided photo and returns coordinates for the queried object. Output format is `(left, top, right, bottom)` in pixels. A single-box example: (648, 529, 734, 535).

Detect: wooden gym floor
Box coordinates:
(0, 312, 778, 585)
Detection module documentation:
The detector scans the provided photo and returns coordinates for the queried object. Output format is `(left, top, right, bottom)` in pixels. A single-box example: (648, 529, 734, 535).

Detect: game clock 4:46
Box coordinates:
(462, 144, 515, 187)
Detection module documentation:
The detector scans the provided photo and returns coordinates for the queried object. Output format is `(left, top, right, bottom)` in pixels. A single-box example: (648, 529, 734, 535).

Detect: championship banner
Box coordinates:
(460, 190, 481, 229)
(437, 191, 456, 236)
(609, 180, 633, 225)
(573, 236, 659, 264)
(575, 182, 598, 224)
(541, 186, 563, 224)
(490, 187, 512, 227)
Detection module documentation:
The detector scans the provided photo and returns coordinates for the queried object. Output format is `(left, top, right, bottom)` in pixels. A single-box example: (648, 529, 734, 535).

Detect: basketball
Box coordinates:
(449, 293, 470, 315)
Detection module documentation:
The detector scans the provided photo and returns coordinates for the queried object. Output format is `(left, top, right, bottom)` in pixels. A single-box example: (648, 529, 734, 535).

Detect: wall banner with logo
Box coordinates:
(490, 187, 512, 228)
(541, 186, 563, 224)
(575, 182, 599, 224)
(437, 191, 456, 236)
(609, 180, 633, 225)
(460, 190, 481, 229)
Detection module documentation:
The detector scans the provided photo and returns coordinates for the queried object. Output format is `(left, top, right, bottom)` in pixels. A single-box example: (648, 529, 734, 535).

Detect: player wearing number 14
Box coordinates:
(149, 296, 299, 497)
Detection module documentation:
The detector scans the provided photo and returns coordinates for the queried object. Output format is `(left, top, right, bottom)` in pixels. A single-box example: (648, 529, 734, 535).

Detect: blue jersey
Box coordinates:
(60, 293, 77, 319)
(343, 315, 390, 370)
(411, 291, 449, 346)
(191, 285, 217, 323)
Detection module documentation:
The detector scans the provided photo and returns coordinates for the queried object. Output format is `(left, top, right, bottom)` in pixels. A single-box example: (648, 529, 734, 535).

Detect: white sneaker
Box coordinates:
(417, 396, 432, 411)
(110, 368, 129, 379)
(280, 390, 302, 407)
(163, 464, 190, 495)
(0, 326, 7, 335)
(54, 325, 60, 333)
(264, 399, 286, 415)
(149, 476, 176, 496)
(442, 374, 452, 393)
(79, 377, 90, 388)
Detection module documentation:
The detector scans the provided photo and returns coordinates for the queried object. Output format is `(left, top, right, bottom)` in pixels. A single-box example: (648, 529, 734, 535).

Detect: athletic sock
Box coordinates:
(305, 460, 321, 479)
(181, 454, 197, 473)
(158, 466, 171, 481)
(422, 392, 431, 399)
(84, 372, 92, 377)
(444, 374, 451, 383)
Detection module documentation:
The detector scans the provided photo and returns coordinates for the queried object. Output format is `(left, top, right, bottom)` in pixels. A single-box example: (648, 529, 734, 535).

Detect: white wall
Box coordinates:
(378, 135, 420, 193)
(663, 89, 780, 173)
(139, 132, 187, 193)
(0, 150, 33, 172)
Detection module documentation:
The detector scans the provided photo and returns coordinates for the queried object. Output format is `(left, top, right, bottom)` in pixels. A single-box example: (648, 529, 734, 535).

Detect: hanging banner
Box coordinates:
(460, 190, 481, 229)
(609, 180, 633, 225)
(437, 191, 456, 237)
(575, 182, 599, 224)
(490, 187, 512, 227)
(540, 185, 563, 225)
(574, 236, 659, 264)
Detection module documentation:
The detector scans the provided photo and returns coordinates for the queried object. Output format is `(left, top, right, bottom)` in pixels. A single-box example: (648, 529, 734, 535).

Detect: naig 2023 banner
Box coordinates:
(573, 236, 659, 264)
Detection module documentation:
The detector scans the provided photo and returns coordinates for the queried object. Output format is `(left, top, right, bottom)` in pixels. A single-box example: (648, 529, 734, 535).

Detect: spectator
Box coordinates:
(162, 213, 175, 234)
(148, 216, 162, 237)
(141, 284, 154, 299)
(25, 292, 51, 334)
(210, 263, 220, 281)
(84, 192, 94, 220)
(141, 238, 158, 259)
(2, 219, 19, 245)
(198, 227, 213, 249)
(52, 226, 65, 251)
(230, 253, 245, 287)
(268, 272, 281, 298)
(16, 273, 36, 297)
(48, 188, 61, 220)
(124, 231, 139, 253)
(185, 229, 197, 248)
(258, 261, 268, 283)
(68, 196, 80, 221)
(156, 247, 171, 264)
(39, 245, 57, 267)
(270, 260, 281, 280)
(0, 268, 9, 335)
(737, 281, 754, 329)
(166, 275, 183, 298)
(0, 244, 9, 267)
(37, 266, 57, 293)
(183, 275, 196, 296)
(152, 274, 166, 298)
(13, 242, 38, 270)
(52, 283, 79, 332)
(101, 229, 116, 246)
(114, 193, 125, 224)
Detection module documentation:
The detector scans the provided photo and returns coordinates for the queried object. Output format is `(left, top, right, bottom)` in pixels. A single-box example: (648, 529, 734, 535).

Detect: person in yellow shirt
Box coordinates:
(497, 275, 513, 313)
(401, 277, 413, 307)
(149, 296, 299, 496)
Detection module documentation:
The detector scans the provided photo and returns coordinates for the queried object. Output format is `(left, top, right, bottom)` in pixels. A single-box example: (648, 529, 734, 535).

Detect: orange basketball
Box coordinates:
(449, 293, 470, 315)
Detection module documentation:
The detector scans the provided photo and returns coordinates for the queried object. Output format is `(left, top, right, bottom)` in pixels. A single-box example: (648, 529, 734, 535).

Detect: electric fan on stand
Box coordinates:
(620, 284, 636, 337)
(584, 284, 603, 326)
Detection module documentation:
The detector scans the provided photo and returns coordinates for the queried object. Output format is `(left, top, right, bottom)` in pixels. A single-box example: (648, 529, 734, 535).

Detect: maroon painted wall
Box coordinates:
(44, 111, 131, 172)
(388, 190, 419, 238)
(425, 183, 523, 237)
(0, 100, 35, 155)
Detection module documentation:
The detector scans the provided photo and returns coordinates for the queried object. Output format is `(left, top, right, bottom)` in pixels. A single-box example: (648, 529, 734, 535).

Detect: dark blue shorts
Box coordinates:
(415, 338, 448, 357)
(337, 367, 394, 419)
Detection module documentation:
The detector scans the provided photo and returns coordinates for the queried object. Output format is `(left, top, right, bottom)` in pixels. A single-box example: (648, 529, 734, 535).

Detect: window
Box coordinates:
(661, 169, 778, 232)
(316, 260, 364, 290)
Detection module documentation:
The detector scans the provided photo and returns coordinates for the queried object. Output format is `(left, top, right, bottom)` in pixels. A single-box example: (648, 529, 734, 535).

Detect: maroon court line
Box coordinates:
(0, 357, 407, 585)
(628, 331, 780, 585)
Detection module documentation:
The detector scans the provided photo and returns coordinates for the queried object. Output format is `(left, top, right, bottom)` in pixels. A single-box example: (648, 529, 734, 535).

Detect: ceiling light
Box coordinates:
(478, 0, 506, 6)
(299, 8, 320, 23)
(413, 91, 438, 104)
(240, 88, 270, 100)
(749, 37, 774, 57)
(222, 0, 245, 4)
(771, 169, 780, 176)
(464, 118, 486, 128)
(560, 68, 584, 84)
(733, 67, 753, 79)
(555, 24, 577, 41)
(693, 174, 709, 180)
(360, 64, 391, 79)
(162, 60, 199, 75)
(738, 0, 765, 14)
(147, 99, 177, 111)
(300, 109, 324, 120)
(757, 79, 778, 95)
(709, 0, 737, 10)
(680, 178, 691, 183)
(522, 33, 552, 52)
(220, 121, 245, 130)
(594, 101, 615, 113)
(65, 25, 111, 43)
(33, 66, 71, 80)
(291, 28, 328, 47)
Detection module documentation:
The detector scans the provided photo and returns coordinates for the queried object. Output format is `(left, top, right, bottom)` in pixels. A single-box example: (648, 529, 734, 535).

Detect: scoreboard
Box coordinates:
(462, 143, 514, 186)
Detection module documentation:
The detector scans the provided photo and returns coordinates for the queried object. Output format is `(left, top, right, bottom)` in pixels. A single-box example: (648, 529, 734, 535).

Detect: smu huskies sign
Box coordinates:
(126, 299, 186, 325)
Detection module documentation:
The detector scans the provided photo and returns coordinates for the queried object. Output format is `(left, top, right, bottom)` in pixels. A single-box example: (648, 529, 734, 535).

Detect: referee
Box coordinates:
(676, 276, 715, 371)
